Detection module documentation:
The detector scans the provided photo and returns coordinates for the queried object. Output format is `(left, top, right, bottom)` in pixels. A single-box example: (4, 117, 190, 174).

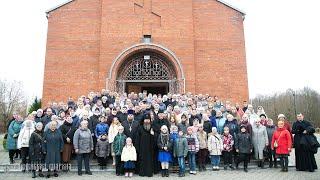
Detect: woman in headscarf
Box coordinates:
(43, 121, 64, 178)
(29, 122, 44, 178)
(252, 119, 268, 168)
(17, 114, 36, 172)
(7, 115, 23, 164)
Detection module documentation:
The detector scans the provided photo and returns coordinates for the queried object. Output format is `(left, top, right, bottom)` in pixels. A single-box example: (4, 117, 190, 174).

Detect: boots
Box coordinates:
(38, 170, 44, 177)
(274, 158, 278, 168)
(165, 169, 169, 177)
(202, 165, 206, 171)
(269, 160, 273, 168)
(261, 160, 265, 169)
(46, 170, 51, 178)
(257, 161, 261, 167)
(161, 169, 165, 177)
(32, 170, 36, 178)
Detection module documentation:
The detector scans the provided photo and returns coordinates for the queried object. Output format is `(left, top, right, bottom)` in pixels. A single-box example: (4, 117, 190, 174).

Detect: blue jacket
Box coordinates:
(95, 123, 109, 138)
(209, 116, 217, 128)
(215, 116, 226, 134)
(6, 120, 23, 150)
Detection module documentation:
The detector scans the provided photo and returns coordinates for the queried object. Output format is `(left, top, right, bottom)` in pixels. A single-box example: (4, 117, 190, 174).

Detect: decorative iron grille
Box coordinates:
(117, 52, 176, 81)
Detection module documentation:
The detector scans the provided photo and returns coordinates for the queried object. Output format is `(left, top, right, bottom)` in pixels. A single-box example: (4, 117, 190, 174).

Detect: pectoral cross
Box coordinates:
(134, 0, 161, 35)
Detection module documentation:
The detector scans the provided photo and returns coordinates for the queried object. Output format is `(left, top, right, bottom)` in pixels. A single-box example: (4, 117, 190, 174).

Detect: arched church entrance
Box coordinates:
(116, 51, 178, 95)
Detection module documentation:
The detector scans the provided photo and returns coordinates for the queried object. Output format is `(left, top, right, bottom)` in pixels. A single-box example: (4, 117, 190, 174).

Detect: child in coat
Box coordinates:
(173, 130, 188, 177)
(158, 125, 172, 177)
(121, 137, 137, 178)
(208, 127, 223, 170)
(113, 125, 127, 176)
(235, 125, 252, 172)
(186, 126, 199, 175)
(95, 133, 110, 169)
(197, 124, 208, 171)
(222, 126, 235, 170)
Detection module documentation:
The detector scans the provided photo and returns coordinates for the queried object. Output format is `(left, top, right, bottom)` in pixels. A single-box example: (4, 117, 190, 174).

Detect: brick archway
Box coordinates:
(107, 43, 185, 93)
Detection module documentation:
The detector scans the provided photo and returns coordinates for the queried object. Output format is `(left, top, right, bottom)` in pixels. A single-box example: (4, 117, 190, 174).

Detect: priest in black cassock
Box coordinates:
(292, 113, 318, 172)
(135, 114, 155, 177)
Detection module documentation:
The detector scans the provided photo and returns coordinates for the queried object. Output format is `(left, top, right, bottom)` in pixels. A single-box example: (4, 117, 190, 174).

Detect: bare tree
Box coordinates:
(0, 80, 27, 132)
(251, 87, 320, 127)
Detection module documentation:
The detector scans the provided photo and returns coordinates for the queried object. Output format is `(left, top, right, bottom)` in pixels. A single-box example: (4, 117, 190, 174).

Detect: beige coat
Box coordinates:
(197, 131, 208, 149)
(207, 133, 223, 155)
(121, 145, 137, 162)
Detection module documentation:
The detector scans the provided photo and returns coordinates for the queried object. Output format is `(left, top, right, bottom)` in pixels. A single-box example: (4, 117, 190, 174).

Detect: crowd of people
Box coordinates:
(5, 90, 319, 178)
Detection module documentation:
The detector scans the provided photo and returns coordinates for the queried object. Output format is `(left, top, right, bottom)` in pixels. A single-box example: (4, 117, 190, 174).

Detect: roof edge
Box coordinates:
(216, 0, 246, 16)
(46, 0, 74, 14)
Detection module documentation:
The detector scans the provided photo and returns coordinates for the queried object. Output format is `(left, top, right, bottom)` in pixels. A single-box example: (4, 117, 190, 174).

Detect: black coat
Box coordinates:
(203, 121, 212, 134)
(292, 120, 318, 171)
(88, 115, 100, 134)
(235, 132, 252, 154)
(122, 120, 140, 145)
(29, 130, 44, 162)
(60, 121, 76, 144)
(135, 126, 155, 177)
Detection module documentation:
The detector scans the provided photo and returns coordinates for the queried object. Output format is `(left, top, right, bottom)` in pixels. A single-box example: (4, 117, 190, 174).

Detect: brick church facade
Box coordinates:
(43, 0, 249, 105)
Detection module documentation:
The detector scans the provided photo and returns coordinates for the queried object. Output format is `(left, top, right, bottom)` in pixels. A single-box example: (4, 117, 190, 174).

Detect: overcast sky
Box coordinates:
(0, 0, 319, 100)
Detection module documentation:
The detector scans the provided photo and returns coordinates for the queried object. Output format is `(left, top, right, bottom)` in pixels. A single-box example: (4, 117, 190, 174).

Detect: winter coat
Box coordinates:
(177, 122, 188, 134)
(17, 120, 35, 148)
(95, 138, 110, 158)
(203, 120, 212, 134)
(235, 132, 252, 154)
(88, 115, 100, 134)
(224, 119, 239, 137)
(222, 133, 234, 152)
(60, 121, 76, 144)
(170, 132, 178, 143)
(173, 136, 188, 157)
(266, 125, 276, 145)
(215, 116, 226, 134)
(113, 133, 127, 156)
(186, 134, 199, 152)
(207, 133, 223, 155)
(29, 130, 44, 162)
(73, 128, 93, 154)
(121, 145, 137, 162)
(6, 120, 23, 150)
(95, 122, 109, 139)
(271, 128, 292, 155)
(43, 129, 64, 166)
(157, 133, 172, 152)
(197, 131, 208, 149)
(108, 124, 120, 143)
(252, 124, 268, 159)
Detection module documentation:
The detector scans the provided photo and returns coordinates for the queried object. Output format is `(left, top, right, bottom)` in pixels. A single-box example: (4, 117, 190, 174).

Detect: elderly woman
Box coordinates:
(17, 115, 35, 172)
(60, 114, 76, 171)
(29, 122, 44, 178)
(43, 121, 64, 178)
(252, 119, 268, 168)
(7, 115, 23, 164)
(73, 120, 93, 176)
(44, 115, 61, 132)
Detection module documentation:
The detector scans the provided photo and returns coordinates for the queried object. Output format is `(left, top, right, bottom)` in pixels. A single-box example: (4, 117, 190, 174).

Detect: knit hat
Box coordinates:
(277, 114, 286, 119)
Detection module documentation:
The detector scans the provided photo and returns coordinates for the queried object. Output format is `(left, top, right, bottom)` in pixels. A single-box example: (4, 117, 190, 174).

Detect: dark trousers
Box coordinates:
(9, 150, 16, 161)
(237, 153, 250, 169)
(267, 147, 277, 166)
(21, 147, 30, 170)
(198, 149, 208, 167)
(115, 155, 124, 175)
(278, 154, 288, 169)
(223, 151, 233, 166)
(77, 153, 90, 173)
(97, 157, 107, 167)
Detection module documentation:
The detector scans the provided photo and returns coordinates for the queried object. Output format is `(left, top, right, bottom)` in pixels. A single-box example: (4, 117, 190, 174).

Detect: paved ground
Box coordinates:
(0, 134, 319, 179)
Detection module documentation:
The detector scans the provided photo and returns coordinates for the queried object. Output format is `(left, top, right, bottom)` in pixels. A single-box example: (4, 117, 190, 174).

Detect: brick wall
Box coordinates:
(43, 0, 249, 106)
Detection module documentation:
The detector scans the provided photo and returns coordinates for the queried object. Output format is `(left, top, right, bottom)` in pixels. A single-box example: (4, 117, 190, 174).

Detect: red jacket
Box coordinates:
(271, 128, 292, 154)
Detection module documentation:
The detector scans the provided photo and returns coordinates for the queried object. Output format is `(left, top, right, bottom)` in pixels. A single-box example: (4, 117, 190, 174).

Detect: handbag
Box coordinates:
(273, 131, 283, 148)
